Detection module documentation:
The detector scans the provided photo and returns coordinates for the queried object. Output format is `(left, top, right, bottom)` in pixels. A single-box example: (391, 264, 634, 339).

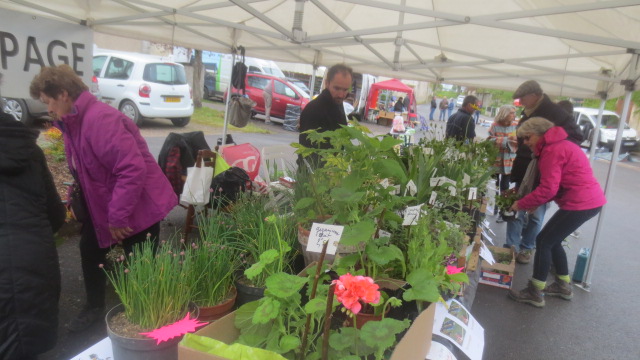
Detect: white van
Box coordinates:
(573, 107, 638, 151)
(202, 52, 285, 99)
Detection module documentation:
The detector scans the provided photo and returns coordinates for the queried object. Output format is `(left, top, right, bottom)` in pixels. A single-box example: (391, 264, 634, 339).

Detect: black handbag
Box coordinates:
(69, 182, 89, 223)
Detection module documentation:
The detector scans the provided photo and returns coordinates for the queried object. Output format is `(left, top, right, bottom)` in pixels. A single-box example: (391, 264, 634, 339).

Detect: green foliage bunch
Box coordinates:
(102, 239, 193, 330)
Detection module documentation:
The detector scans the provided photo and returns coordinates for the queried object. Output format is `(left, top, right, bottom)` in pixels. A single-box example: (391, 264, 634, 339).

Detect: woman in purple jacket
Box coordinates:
(508, 117, 606, 308)
(30, 65, 178, 331)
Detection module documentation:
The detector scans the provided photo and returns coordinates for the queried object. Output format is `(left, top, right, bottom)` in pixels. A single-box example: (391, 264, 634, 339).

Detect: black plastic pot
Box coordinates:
(234, 278, 265, 308)
(501, 210, 517, 222)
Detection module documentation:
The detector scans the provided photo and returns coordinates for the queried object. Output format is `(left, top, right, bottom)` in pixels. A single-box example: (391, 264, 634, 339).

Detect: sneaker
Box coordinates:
(508, 281, 545, 307)
(544, 278, 573, 300)
(516, 250, 533, 264)
(67, 306, 104, 332)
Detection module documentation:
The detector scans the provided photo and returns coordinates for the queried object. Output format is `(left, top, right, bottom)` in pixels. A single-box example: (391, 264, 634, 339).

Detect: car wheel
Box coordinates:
(3, 98, 33, 126)
(250, 110, 257, 119)
(171, 117, 190, 127)
(119, 100, 142, 125)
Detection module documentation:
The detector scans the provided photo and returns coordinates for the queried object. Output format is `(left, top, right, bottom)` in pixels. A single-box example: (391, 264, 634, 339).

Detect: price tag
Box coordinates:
(306, 223, 344, 255)
(463, 173, 471, 186)
(403, 204, 424, 226)
(430, 177, 442, 187)
(378, 230, 392, 239)
(406, 179, 417, 196)
(481, 230, 494, 245)
(468, 187, 477, 200)
(479, 241, 496, 265)
(429, 191, 438, 206)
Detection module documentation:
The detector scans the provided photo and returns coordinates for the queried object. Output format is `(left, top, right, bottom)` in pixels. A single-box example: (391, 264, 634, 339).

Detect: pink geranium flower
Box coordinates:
(446, 265, 465, 275)
(332, 273, 380, 314)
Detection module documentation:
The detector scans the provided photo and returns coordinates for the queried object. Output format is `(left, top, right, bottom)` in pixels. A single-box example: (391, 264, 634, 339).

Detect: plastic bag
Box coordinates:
(180, 159, 214, 206)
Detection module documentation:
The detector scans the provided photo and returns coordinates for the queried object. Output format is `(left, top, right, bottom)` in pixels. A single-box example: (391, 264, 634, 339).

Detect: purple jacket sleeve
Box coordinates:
(517, 147, 565, 210)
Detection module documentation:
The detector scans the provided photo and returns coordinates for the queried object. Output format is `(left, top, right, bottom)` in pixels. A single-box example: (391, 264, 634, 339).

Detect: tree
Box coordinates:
(193, 50, 204, 108)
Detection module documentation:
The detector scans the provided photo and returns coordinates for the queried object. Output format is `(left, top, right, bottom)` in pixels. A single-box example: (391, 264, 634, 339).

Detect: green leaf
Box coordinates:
(380, 135, 402, 151)
(235, 301, 273, 347)
(404, 269, 441, 302)
(360, 318, 411, 350)
(447, 272, 469, 283)
(279, 335, 301, 353)
(245, 249, 279, 280)
(341, 219, 376, 246)
(366, 244, 403, 266)
(295, 197, 316, 210)
(304, 298, 327, 315)
(373, 159, 407, 183)
(329, 327, 358, 351)
(265, 272, 307, 299)
(330, 187, 365, 203)
(253, 297, 281, 324)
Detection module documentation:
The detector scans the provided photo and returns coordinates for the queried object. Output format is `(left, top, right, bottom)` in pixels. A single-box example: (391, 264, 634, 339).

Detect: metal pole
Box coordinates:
(580, 53, 638, 290)
(221, 51, 236, 145)
(588, 97, 606, 165)
(309, 64, 318, 98)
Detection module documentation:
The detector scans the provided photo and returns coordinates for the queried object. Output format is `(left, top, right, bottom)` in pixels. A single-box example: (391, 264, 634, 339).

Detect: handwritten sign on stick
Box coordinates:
(307, 223, 344, 255)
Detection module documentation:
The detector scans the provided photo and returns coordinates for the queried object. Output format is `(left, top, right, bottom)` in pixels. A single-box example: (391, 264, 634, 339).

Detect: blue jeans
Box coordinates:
(506, 203, 547, 251)
(429, 107, 436, 120)
(532, 207, 602, 282)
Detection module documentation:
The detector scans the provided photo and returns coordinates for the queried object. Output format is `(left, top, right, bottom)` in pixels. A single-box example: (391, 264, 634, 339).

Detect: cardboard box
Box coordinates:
(178, 303, 436, 360)
(479, 246, 516, 289)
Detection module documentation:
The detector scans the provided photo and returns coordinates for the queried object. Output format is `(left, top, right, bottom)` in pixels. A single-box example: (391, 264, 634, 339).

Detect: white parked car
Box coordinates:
(573, 107, 638, 151)
(455, 95, 465, 107)
(93, 50, 193, 127)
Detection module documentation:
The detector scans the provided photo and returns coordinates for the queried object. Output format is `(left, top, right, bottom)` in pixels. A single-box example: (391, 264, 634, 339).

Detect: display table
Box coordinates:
(70, 337, 112, 360)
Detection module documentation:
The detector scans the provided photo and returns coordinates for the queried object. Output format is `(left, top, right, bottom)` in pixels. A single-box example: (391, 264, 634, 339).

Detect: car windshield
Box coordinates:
(290, 80, 310, 94)
(600, 114, 630, 129)
(143, 63, 187, 85)
(288, 82, 310, 99)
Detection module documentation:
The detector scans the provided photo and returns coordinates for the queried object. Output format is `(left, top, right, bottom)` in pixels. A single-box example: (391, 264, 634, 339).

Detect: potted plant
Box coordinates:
(188, 209, 241, 321)
(102, 239, 197, 359)
(495, 189, 519, 221)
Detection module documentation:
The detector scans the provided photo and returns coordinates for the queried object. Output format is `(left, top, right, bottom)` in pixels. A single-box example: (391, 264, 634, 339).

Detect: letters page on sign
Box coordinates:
(306, 223, 344, 255)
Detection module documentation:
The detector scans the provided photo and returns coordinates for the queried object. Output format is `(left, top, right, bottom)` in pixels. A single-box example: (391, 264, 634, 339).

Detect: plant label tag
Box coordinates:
(432, 167, 438, 177)
(406, 179, 417, 196)
(441, 177, 457, 186)
(479, 241, 496, 265)
(468, 187, 477, 200)
(378, 230, 392, 239)
(403, 204, 423, 226)
(429, 191, 438, 205)
(423, 147, 434, 155)
(482, 219, 490, 228)
(448, 186, 457, 196)
(463, 173, 471, 186)
(443, 221, 460, 229)
(380, 178, 390, 188)
(481, 230, 494, 245)
(307, 223, 344, 255)
(392, 185, 401, 195)
(430, 177, 442, 187)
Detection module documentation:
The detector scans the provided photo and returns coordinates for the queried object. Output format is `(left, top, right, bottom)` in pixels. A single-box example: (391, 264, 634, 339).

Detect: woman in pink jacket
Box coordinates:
(508, 117, 605, 308)
(30, 65, 178, 331)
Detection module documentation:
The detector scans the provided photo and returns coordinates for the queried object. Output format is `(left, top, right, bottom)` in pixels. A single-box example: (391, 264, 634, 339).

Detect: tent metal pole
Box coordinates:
(310, 65, 318, 97)
(580, 53, 638, 290)
(588, 97, 607, 165)
(221, 51, 236, 145)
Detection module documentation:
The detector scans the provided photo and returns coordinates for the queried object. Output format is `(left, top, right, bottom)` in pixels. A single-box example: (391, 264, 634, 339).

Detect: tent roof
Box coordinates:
(371, 79, 413, 93)
(2, 0, 640, 99)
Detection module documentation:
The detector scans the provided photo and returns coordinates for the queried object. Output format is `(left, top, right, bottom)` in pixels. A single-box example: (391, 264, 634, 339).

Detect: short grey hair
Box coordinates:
(517, 117, 554, 138)
(495, 105, 516, 126)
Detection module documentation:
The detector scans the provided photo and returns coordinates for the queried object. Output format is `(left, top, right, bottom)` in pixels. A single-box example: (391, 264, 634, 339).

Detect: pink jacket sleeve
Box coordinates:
(517, 147, 566, 210)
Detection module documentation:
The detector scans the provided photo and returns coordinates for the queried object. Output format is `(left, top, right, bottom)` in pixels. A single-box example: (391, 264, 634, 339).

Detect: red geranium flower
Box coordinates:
(332, 273, 380, 314)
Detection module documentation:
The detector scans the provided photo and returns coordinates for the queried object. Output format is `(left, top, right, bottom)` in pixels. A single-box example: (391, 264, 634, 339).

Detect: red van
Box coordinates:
(226, 73, 310, 120)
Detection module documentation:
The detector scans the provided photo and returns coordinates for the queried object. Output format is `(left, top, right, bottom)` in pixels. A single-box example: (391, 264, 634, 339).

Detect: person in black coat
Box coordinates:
(298, 63, 352, 168)
(445, 95, 479, 142)
(0, 112, 66, 360)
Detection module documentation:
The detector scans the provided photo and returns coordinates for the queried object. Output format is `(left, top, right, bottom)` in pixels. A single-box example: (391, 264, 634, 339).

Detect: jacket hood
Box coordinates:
(535, 126, 568, 156)
(0, 113, 39, 175)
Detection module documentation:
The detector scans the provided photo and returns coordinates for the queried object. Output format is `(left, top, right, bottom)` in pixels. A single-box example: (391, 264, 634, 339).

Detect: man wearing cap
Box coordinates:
(507, 80, 582, 264)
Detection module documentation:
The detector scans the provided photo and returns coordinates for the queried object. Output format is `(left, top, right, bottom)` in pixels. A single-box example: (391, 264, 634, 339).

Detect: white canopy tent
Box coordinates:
(2, 0, 640, 289)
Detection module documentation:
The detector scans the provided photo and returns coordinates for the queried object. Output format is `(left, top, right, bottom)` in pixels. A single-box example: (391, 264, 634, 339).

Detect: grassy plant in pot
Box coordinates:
(234, 196, 299, 306)
(189, 210, 240, 322)
(102, 239, 197, 360)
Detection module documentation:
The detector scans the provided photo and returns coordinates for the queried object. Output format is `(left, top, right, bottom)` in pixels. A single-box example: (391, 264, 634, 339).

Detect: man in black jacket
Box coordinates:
(506, 80, 583, 264)
(0, 111, 66, 359)
(298, 64, 352, 167)
(446, 95, 479, 142)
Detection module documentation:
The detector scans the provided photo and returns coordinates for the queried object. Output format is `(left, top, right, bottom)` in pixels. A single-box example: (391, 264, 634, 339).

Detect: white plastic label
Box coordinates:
(306, 223, 344, 255)
(403, 204, 424, 226)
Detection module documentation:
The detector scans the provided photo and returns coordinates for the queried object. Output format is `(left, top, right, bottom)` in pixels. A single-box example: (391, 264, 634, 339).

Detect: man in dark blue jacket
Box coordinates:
(446, 95, 479, 142)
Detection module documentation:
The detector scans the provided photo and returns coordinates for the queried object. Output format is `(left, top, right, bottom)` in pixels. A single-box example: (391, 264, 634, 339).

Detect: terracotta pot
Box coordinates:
(197, 287, 237, 322)
(345, 306, 390, 329)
